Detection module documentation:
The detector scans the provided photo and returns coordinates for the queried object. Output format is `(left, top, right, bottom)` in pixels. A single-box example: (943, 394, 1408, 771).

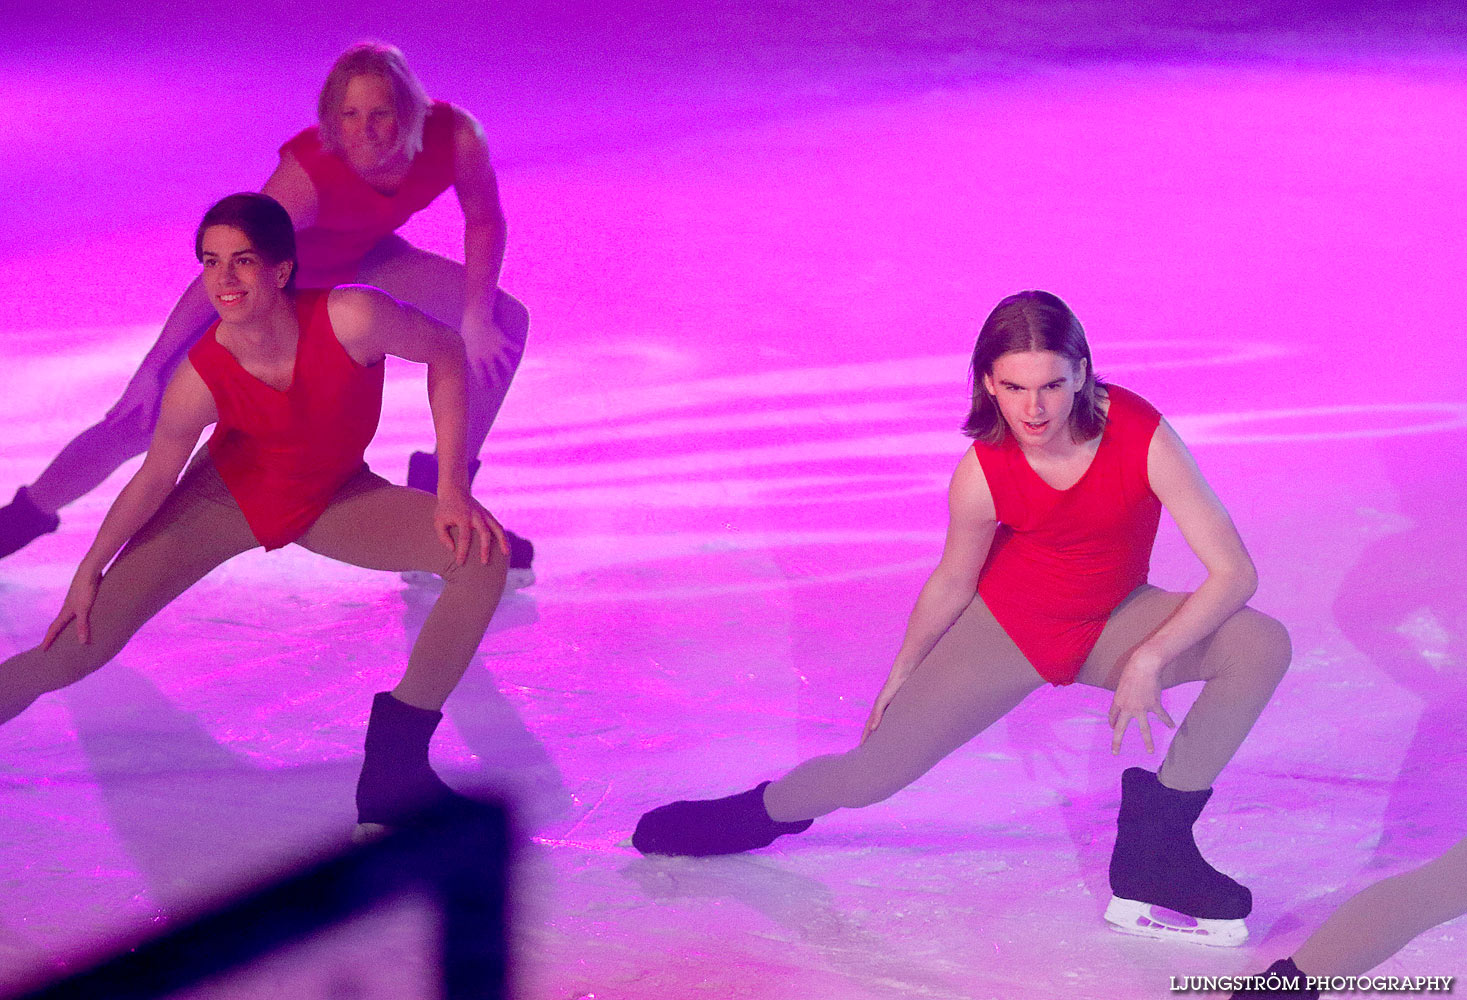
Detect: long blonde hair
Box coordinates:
(316, 42, 432, 160)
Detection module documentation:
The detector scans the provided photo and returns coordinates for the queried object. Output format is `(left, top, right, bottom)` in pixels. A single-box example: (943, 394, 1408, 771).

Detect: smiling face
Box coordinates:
(337, 74, 402, 175)
(199, 225, 292, 322)
(982, 350, 1088, 449)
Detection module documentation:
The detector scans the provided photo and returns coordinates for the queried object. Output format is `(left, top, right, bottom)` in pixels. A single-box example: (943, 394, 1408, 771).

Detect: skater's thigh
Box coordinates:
(295, 472, 477, 576)
(1074, 585, 1266, 692)
(104, 335, 196, 428)
(860, 596, 1043, 771)
(356, 236, 465, 327)
(45, 456, 258, 662)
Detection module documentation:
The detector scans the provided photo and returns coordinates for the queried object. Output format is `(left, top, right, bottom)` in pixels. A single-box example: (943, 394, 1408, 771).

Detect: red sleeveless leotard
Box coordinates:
(188, 290, 385, 550)
(973, 385, 1163, 685)
(281, 101, 457, 288)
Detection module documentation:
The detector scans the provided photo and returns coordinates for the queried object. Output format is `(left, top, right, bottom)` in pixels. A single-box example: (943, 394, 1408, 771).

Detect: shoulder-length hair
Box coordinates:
(962, 290, 1106, 445)
(194, 192, 297, 294)
(317, 42, 432, 160)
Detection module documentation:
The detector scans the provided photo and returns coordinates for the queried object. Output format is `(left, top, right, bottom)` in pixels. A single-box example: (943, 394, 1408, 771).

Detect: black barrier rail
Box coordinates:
(10, 798, 511, 1000)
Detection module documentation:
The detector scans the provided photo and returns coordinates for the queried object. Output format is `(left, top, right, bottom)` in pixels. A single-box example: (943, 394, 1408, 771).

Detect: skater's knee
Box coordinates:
(834, 753, 920, 810)
(493, 293, 530, 344)
(442, 535, 509, 602)
(5, 643, 106, 703)
(1225, 608, 1292, 682)
(99, 398, 159, 455)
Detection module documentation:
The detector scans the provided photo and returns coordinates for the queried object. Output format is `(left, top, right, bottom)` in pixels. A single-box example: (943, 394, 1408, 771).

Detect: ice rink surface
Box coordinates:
(2, 3, 1464, 997)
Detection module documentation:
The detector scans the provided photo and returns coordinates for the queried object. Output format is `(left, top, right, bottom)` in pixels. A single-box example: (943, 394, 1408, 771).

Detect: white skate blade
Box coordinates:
(1104, 896, 1248, 947)
(400, 567, 535, 590)
(352, 822, 391, 846)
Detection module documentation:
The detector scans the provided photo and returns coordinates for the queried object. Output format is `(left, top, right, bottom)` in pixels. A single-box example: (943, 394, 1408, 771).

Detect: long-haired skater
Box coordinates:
(634, 290, 1292, 946)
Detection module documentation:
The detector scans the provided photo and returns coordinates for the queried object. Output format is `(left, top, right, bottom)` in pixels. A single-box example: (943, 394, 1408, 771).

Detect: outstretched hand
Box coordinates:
(434, 492, 509, 566)
(861, 668, 913, 745)
(1107, 654, 1176, 754)
(43, 569, 102, 649)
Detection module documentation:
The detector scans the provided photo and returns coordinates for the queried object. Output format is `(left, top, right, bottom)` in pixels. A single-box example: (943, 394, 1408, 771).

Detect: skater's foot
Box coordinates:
(0, 487, 60, 560)
(403, 452, 534, 589)
(1229, 958, 1318, 998)
(1107, 767, 1251, 946)
(633, 781, 813, 856)
(356, 692, 468, 833)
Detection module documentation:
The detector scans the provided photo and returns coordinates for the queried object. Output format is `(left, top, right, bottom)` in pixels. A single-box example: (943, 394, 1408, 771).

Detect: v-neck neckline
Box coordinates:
(212, 318, 303, 395)
(1013, 393, 1114, 493)
(1016, 430, 1107, 493)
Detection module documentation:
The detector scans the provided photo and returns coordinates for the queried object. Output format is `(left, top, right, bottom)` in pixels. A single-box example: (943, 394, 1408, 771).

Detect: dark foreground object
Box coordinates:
(10, 798, 512, 1000)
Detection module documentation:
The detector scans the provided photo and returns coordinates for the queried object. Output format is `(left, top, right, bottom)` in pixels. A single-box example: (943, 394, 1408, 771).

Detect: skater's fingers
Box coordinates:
(436, 518, 457, 556)
(1155, 703, 1177, 730)
(77, 605, 92, 645)
(469, 510, 492, 565)
(861, 689, 896, 744)
(1139, 714, 1155, 754)
(482, 508, 509, 559)
(454, 519, 471, 565)
(1110, 715, 1129, 754)
(42, 611, 72, 651)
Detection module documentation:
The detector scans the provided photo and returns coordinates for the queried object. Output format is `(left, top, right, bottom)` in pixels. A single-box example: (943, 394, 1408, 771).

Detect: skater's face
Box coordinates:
(983, 350, 1087, 449)
(199, 226, 292, 321)
(338, 74, 402, 174)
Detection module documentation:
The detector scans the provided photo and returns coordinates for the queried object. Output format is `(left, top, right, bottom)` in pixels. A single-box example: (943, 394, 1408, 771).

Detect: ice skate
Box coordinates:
(1105, 767, 1251, 947)
(403, 451, 535, 589)
(1228, 958, 1318, 998)
(354, 691, 471, 843)
(0, 487, 60, 560)
(633, 781, 813, 856)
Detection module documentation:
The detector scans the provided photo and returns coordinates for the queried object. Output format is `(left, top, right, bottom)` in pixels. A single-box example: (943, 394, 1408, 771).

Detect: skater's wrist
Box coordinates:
(1124, 646, 1169, 677)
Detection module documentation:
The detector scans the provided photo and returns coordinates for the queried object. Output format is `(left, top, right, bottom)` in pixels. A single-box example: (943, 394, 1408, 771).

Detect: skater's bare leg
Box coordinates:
(294, 470, 509, 709)
(763, 596, 1043, 823)
(1293, 836, 1467, 977)
(0, 457, 257, 723)
(26, 279, 216, 515)
(1074, 585, 1291, 791)
(356, 236, 528, 459)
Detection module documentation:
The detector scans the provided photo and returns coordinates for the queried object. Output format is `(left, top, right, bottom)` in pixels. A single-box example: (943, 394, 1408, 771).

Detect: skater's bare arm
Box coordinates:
(327, 287, 507, 565)
(45, 364, 216, 648)
(1107, 419, 1258, 752)
(863, 450, 997, 742)
(452, 107, 507, 346)
(260, 152, 320, 230)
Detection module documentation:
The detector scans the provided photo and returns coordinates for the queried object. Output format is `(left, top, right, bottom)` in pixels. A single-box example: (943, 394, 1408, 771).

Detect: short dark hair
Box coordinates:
(962, 290, 1106, 445)
(194, 193, 297, 293)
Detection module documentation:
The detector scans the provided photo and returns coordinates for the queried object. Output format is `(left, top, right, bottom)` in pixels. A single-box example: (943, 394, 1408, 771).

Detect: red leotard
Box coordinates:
(187, 290, 385, 550)
(281, 101, 457, 288)
(973, 385, 1163, 685)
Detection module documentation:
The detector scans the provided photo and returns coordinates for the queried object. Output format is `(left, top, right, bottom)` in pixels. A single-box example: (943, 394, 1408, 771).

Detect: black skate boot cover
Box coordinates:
(632, 781, 813, 856)
(1109, 766, 1252, 920)
(356, 691, 467, 827)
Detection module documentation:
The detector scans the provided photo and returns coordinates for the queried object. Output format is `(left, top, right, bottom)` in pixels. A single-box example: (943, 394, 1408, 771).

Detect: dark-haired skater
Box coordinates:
(1231, 836, 1466, 996)
(635, 290, 1292, 946)
(0, 193, 509, 841)
(0, 41, 534, 585)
